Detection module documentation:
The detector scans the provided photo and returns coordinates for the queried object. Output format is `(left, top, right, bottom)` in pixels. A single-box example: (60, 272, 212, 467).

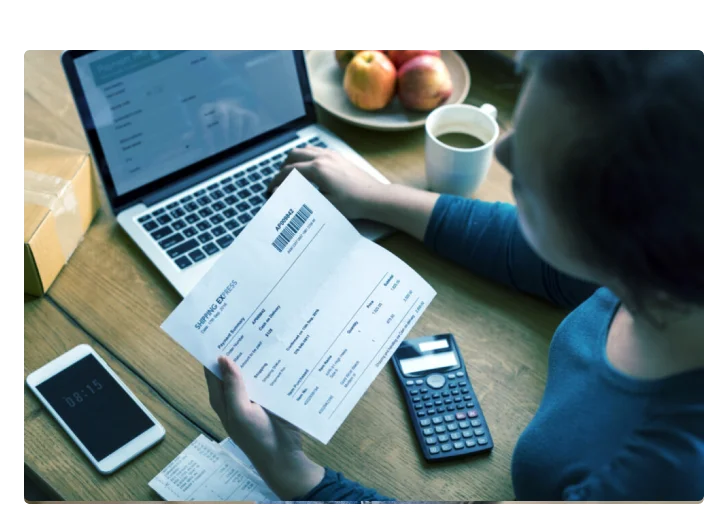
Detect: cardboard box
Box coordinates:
(24, 138, 99, 296)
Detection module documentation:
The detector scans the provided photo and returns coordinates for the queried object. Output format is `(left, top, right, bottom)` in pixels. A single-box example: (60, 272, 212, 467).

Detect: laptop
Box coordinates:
(62, 50, 391, 296)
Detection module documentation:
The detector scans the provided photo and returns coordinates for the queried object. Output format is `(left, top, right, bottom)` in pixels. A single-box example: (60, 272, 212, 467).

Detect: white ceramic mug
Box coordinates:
(425, 103, 500, 196)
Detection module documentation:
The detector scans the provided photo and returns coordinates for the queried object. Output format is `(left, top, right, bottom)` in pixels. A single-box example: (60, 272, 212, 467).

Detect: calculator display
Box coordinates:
(399, 351, 459, 375)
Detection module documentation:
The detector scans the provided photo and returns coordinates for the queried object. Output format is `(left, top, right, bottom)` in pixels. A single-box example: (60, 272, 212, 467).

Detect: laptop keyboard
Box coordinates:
(136, 136, 328, 270)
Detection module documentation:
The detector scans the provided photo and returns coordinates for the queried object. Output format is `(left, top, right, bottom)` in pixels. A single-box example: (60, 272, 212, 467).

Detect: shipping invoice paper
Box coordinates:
(162, 171, 436, 443)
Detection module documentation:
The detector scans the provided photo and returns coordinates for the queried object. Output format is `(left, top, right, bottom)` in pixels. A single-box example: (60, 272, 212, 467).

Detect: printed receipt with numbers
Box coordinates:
(162, 170, 436, 444)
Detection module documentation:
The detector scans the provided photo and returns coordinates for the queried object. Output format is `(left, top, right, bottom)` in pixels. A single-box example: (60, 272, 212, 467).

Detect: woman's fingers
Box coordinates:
(269, 161, 315, 193)
(217, 356, 252, 419)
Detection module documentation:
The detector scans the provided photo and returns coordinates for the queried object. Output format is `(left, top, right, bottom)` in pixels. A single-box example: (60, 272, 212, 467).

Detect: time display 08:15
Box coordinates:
(63, 379, 103, 408)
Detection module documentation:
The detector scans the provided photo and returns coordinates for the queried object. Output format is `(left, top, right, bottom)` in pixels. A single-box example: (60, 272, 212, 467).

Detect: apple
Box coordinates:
(397, 55, 453, 111)
(335, 50, 361, 70)
(343, 51, 397, 111)
(387, 50, 441, 69)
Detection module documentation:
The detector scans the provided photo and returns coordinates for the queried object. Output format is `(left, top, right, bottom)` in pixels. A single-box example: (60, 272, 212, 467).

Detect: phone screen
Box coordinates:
(35, 354, 154, 461)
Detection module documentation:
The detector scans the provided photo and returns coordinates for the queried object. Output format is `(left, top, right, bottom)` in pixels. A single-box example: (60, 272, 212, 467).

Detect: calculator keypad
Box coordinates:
(404, 370, 492, 460)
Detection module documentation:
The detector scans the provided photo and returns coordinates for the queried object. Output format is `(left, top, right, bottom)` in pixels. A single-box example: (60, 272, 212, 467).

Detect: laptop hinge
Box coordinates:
(139, 130, 299, 208)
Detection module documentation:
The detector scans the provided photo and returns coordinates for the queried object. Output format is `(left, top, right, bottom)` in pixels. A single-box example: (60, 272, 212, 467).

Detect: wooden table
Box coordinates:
(24, 51, 567, 501)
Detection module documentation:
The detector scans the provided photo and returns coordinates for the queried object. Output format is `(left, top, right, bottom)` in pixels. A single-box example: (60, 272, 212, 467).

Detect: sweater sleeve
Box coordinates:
(424, 195, 599, 310)
(294, 467, 395, 502)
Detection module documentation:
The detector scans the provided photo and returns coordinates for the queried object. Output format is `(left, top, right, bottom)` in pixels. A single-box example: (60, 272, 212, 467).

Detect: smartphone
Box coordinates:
(26, 344, 165, 474)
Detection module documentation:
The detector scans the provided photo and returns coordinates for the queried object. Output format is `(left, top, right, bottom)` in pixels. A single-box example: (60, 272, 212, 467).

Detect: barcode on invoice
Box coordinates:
(272, 204, 313, 252)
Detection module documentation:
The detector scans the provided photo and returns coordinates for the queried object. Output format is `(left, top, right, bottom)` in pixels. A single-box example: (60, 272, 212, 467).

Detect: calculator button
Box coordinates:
(417, 411, 426, 417)
(438, 434, 449, 443)
(477, 437, 489, 446)
(468, 410, 479, 418)
(425, 402, 434, 408)
(434, 425, 446, 434)
(470, 419, 482, 427)
(466, 402, 475, 408)
(422, 395, 431, 401)
(474, 428, 486, 436)
(457, 403, 466, 409)
(420, 388, 428, 393)
(412, 397, 421, 403)
(455, 412, 467, 420)
(458, 421, 470, 429)
(420, 419, 431, 427)
(422, 428, 434, 436)
(426, 374, 445, 389)
(462, 388, 470, 394)
(425, 437, 438, 446)
(447, 423, 458, 432)
(414, 404, 423, 410)
(444, 398, 452, 405)
(427, 409, 436, 415)
(463, 395, 473, 400)
(441, 443, 452, 452)
(453, 441, 464, 450)
(456, 372, 465, 377)
(465, 439, 477, 448)
(432, 417, 443, 425)
(432, 392, 441, 399)
(415, 380, 424, 385)
(449, 383, 458, 389)
(450, 432, 461, 441)
(451, 390, 459, 396)
(459, 381, 467, 387)
(448, 374, 456, 380)
(437, 407, 446, 413)
(462, 430, 473, 438)
(406, 381, 414, 386)
(410, 389, 419, 395)
(442, 391, 450, 397)
(429, 446, 440, 455)
(454, 397, 462, 403)
(447, 405, 455, 411)
(444, 414, 455, 422)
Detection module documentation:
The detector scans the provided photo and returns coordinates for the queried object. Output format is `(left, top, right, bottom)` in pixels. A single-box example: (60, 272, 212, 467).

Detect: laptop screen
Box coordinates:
(73, 51, 307, 196)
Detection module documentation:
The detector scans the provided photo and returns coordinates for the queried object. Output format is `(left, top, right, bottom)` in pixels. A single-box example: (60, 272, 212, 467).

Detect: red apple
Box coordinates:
(397, 55, 453, 111)
(343, 51, 397, 111)
(387, 50, 441, 69)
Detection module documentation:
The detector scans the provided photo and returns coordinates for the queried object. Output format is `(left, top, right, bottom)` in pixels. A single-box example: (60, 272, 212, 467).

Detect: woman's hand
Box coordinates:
(269, 147, 387, 219)
(205, 356, 325, 499)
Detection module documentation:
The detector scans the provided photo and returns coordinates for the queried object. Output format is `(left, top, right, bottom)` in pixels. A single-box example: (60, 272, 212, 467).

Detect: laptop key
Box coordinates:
(166, 202, 179, 210)
(172, 219, 187, 230)
(237, 188, 252, 199)
(194, 189, 206, 197)
(250, 205, 262, 216)
(212, 201, 225, 211)
(160, 233, 185, 250)
(156, 214, 171, 225)
(246, 166, 258, 173)
(296, 143, 306, 148)
(183, 227, 198, 238)
(237, 212, 252, 224)
(172, 207, 185, 218)
(198, 232, 213, 243)
(234, 225, 245, 236)
(223, 183, 237, 194)
(150, 226, 173, 240)
(174, 256, 192, 269)
(167, 239, 199, 258)
(185, 213, 200, 224)
(138, 215, 151, 223)
(236, 178, 249, 188)
(234, 171, 245, 179)
(197, 196, 212, 206)
(250, 195, 264, 205)
(314, 140, 327, 148)
(250, 183, 265, 193)
(184, 201, 198, 212)
(189, 249, 206, 262)
(236, 202, 251, 212)
(180, 195, 194, 203)
(203, 242, 219, 255)
(212, 225, 226, 237)
(261, 166, 274, 176)
(224, 219, 239, 230)
(273, 153, 284, 160)
(199, 207, 214, 217)
(143, 220, 159, 231)
(196, 220, 211, 232)
(217, 234, 234, 248)
(224, 195, 237, 205)
(248, 172, 261, 183)
(152, 208, 165, 216)
(211, 190, 224, 200)
(211, 214, 225, 224)
(259, 159, 270, 167)
(207, 183, 219, 191)
(223, 207, 236, 218)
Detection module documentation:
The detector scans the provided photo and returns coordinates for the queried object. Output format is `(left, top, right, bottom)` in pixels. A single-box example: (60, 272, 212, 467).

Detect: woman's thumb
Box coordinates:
(218, 356, 250, 415)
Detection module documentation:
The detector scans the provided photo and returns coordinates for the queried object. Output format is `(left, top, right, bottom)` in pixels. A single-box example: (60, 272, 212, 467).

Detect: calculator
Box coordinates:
(391, 334, 493, 462)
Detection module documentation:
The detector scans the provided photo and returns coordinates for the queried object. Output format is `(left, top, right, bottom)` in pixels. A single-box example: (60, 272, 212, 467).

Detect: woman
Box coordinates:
(205, 50, 704, 501)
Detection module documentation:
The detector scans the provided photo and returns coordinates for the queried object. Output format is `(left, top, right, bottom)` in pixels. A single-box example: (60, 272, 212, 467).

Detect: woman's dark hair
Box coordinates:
(520, 50, 704, 310)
